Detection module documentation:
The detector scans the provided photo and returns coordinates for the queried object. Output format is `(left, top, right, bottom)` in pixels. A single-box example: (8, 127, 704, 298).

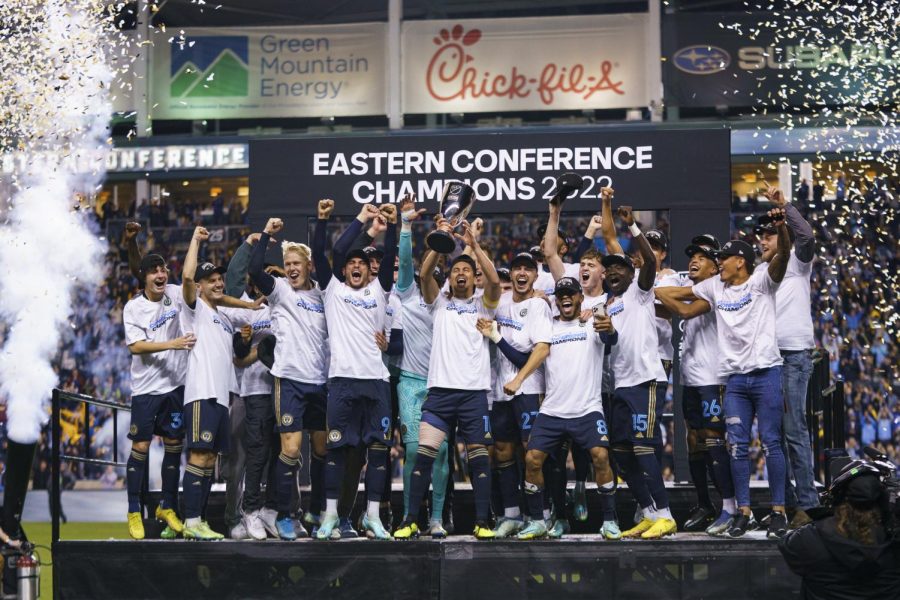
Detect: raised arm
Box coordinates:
(332, 203, 380, 272)
(573, 214, 601, 262)
(181, 226, 207, 308)
(225, 234, 255, 297)
(397, 194, 427, 293)
(502, 342, 550, 396)
(312, 201, 335, 289)
(419, 239, 441, 305)
(767, 207, 791, 283)
(654, 286, 711, 319)
(124, 222, 143, 281)
(618, 205, 657, 291)
(378, 204, 398, 293)
(766, 187, 814, 263)
(461, 221, 500, 305)
(600, 187, 624, 255)
(544, 203, 567, 281)
(249, 223, 279, 296)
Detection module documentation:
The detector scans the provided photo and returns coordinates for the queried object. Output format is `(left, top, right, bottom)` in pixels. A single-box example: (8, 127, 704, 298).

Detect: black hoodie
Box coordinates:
(779, 516, 900, 600)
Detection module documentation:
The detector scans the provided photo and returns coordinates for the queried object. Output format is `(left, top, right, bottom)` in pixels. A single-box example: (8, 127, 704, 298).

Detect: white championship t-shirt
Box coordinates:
(495, 294, 553, 400)
(693, 268, 784, 377)
(607, 280, 669, 389)
(763, 251, 815, 351)
(396, 283, 434, 378)
(220, 298, 274, 397)
(654, 270, 681, 362)
(580, 293, 615, 394)
(180, 297, 239, 407)
(542, 318, 606, 419)
(427, 293, 497, 391)
(323, 278, 390, 381)
(123, 285, 186, 396)
(679, 278, 726, 387)
(266, 278, 328, 385)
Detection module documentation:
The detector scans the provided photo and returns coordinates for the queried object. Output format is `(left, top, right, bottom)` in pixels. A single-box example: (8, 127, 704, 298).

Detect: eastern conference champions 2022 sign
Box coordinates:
(249, 128, 731, 231)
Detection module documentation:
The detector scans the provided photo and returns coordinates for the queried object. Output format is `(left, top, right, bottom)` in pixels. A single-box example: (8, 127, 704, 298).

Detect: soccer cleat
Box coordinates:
(127, 512, 145, 540)
(493, 516, 525, 538)
(766, 511, 788, 540)
(292, 517, 309, 538)
(258, 507, 279, 538)
(336, 517, 358, 540)
(600, 520, 622, 540)
(641, 517, 677, 539)
(243, 510, 267, 541)
(573, 481, 589, 522)
(362, 515, 392, 540)
(621, 517, 654, 538)
(316, 513, 340, 540)
(155, 506, 184, 534)
(393, 520, 420, 540)
(160, 526, 178, 540)
(303, 512, 321, 537)
(229, 522, 249, 540)
(517, 519, 548, 540)
(683, 505, 716, 532)
(705, 511, 735, 537)
(726, 513, 754, 538)
(276, 516, 297, 541)
(473, 521, 495, 540)
(199, 521, 224, 540)
(184, 521, 224, 541)
(428, 520, 448, 539)
(547, 518, 571, 539)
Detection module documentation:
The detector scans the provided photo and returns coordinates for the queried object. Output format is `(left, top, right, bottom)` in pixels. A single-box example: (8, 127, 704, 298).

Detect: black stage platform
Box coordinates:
(54, 533, 799, 599)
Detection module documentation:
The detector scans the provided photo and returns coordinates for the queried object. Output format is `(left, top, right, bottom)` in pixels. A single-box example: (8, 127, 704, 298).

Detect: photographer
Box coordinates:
(778, 461, 900, 600)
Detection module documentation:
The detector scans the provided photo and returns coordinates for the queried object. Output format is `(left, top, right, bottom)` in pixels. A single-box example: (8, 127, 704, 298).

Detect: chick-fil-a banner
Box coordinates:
(402, 14, 649, 113)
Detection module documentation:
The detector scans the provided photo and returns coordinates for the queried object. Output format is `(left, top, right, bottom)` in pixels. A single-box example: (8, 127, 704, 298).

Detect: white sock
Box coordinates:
(643, 507, 658, 520)
(722, 498, 737, 514)
(543, 509, 552, 520)
(656, 507, 673, 520)
(325, 499, 338, 515)
(185, 517, 201, 528)
(504, 507, 521, 519)
(367, 500, 380, 519)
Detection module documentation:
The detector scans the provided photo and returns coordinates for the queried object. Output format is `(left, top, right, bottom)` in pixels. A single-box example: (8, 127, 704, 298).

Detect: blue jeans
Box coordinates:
(781, 350, 819, 510)
(724, 366, 786, 508)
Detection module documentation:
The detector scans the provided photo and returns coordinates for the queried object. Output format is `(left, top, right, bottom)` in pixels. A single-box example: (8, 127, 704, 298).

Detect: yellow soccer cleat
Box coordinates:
(127, 512, 145, 540)
(621, 517, 654, 538)
(393, 520, 419, 540)
(641, 517, 677, 540)
(155, 506, 184, 534)
(473, 522, 495, 540)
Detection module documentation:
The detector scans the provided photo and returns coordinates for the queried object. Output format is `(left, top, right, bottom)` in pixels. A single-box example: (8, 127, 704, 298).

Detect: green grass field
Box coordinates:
(23, 521, 126, 599)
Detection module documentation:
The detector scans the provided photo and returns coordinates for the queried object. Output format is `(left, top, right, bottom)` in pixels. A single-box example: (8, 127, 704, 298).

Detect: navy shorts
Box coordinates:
(274, 377, 327, 433)
(610, 380, 666, 446)
(528, 411, 610, 455)
(490, 394, 541, 443)
(326, 377, 392, 449)
(682, 385, 726, 432)
(128, 386, 185, 442)
(186, 398, 230, 453)
(422, 387, 492, 446)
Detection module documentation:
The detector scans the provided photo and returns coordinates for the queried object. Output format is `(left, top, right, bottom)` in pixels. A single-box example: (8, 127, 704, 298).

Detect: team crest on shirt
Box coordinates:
(200, 431, 213, 442)
(129, 424, 137, 436)
(163, 296, 172, 306)
(282, 414, 294, 426)
(328, 429, 342, 443)
(364, 288, 371, 296)
(519, 308, 528, 317)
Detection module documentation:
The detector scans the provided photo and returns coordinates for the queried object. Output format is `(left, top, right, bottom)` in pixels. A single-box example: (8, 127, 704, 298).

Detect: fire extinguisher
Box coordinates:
(16, 548, 39, 600)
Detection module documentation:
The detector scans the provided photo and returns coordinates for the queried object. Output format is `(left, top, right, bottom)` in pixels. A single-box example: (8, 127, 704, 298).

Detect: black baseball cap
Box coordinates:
(601, 253, 635, 271)
(537, 224, 568, 245)
(450, 254, 477, 271)
(645, 230, 668, 251)
(139, 254, 166, 276)
(529, 245, 544, 261)
(363, 246, 384, 261)
(753, 214, 778, 236)
(691, 233, 721, 249)
(714, 240, 756, 268)
(195, 261, 226, 281)
(345, 248, 369, 263)
(554, 276, 582, 296)
(685, 243, 718, 261)
(496, 267, 511, 282)
(510, 251, 538, 270)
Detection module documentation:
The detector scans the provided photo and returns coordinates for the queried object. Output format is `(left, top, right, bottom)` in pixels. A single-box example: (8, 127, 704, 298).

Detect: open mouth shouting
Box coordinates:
(350, 268, 364, 286)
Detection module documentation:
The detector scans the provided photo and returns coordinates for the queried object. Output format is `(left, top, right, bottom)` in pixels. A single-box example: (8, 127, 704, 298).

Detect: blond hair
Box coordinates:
(282, 241, 311, 262)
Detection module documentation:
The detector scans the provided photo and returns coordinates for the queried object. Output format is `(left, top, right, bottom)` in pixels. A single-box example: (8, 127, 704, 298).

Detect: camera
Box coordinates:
(824, 447, 900, 536)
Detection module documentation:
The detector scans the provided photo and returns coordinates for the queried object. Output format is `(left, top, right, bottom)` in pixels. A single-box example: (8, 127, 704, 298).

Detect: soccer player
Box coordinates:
(516, 277, 618, 539)
(603, 204, 674, 540)
(180, 226, 255, 540)
(394, 216, 502, 540)
(655, 235, 738, 536)
(312, 200, 398, 541)
(247, 218, 330, 540)
(484, 251, 551, 538)
(757, 187, 819, 527)
(123, 252, 196, 540)
(654, 207, 792, 539)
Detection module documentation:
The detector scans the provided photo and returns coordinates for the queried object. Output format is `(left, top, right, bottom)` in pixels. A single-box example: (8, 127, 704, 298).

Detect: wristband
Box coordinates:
(628, 223, 641, 237)
(488, 322, 502, 344)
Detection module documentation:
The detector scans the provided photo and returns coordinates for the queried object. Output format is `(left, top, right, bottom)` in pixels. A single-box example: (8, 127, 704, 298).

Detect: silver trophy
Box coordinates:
(549, 172, 585, 207)
(426, 181, 476, 253)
